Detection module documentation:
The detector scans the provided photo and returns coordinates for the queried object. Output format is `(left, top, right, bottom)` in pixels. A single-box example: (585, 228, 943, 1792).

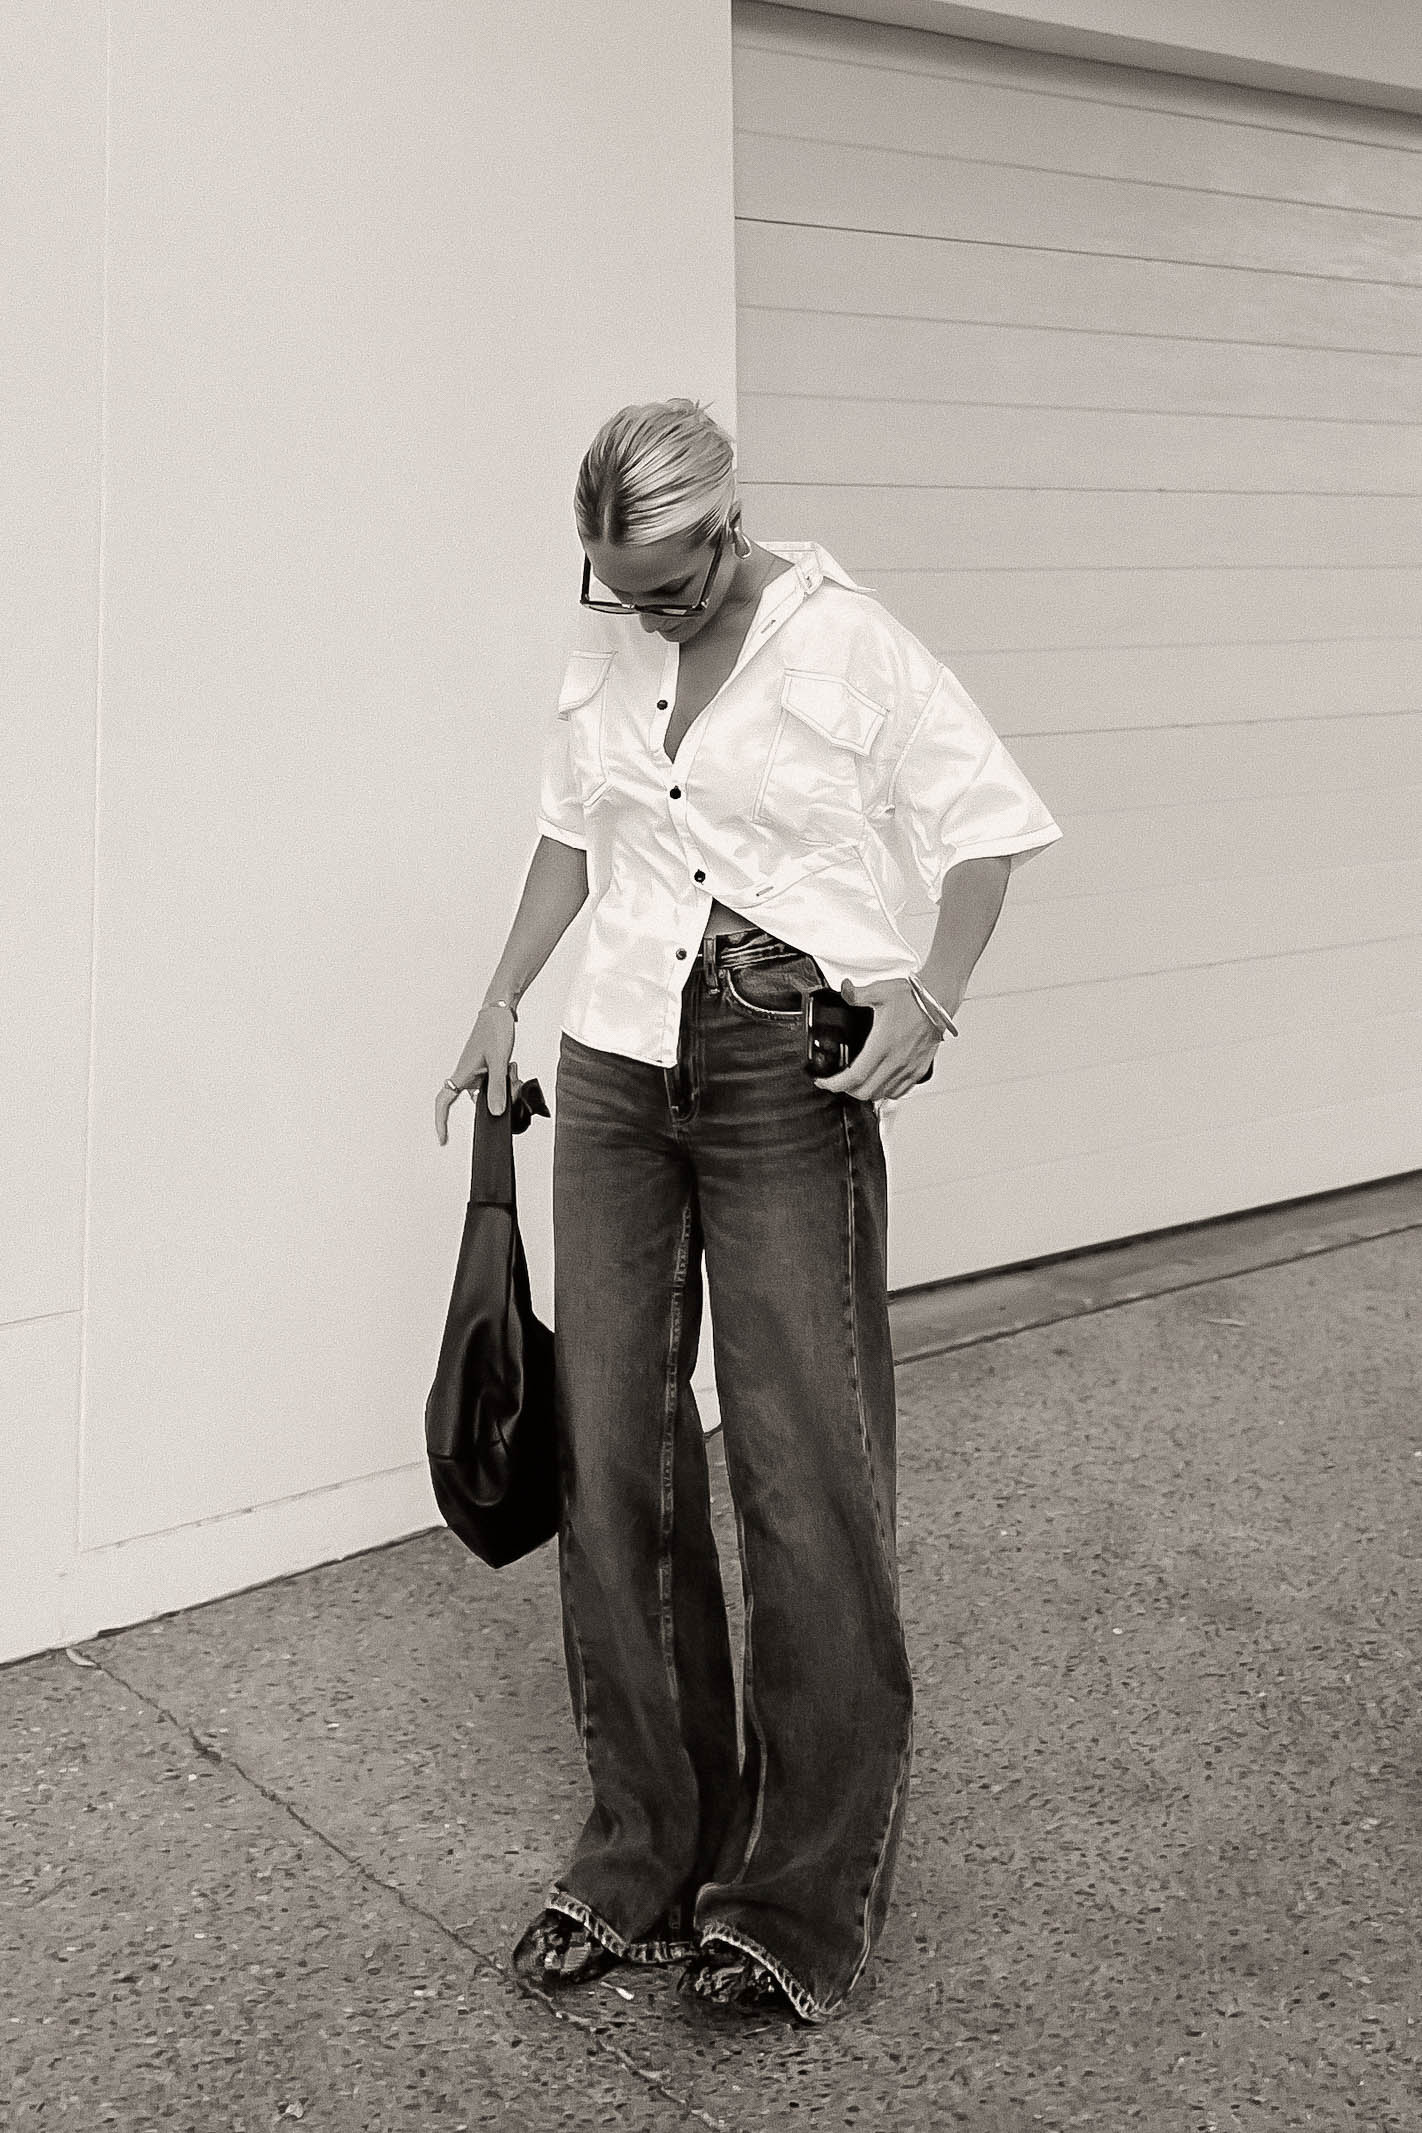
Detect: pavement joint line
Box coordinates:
(80, 1648, 739, 2133)
(892, 1212, 1422, 1364)
(491, 1974, 737, 2133)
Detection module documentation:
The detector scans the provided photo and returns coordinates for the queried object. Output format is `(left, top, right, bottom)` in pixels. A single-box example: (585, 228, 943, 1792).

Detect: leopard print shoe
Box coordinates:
(510, 1908, 620, 1990)
(676, 1944, 801, 2020)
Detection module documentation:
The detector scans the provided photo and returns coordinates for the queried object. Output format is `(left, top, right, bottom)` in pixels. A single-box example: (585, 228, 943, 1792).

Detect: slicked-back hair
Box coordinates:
(575, 398, 736, 550)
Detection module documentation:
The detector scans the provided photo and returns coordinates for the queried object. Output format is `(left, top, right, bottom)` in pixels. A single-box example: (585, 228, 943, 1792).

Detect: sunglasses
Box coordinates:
(579, 520, 728, 617)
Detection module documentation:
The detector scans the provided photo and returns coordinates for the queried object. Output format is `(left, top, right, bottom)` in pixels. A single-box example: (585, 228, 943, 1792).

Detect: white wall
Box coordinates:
(767, 1, 1422, 113)
(9, 0, 1416, 1666)
(3, 0, 736, 1665)
(1, 2, 107, 1661)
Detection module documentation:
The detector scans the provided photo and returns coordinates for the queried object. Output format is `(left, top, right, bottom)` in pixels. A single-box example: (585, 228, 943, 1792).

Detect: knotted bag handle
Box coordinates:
(469, 1076, 549, 1209)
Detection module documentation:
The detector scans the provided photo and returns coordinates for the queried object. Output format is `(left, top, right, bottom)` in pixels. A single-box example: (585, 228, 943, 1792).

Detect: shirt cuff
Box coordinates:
(937, 823, 1063, 879)
(535, 815, 590, 852)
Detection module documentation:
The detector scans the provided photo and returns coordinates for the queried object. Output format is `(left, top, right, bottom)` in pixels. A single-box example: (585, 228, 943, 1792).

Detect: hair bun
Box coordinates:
(575, 398, 736, 551)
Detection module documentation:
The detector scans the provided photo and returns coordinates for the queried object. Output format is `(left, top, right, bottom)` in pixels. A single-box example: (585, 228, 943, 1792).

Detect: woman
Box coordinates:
(435, 399, 1061, 2022)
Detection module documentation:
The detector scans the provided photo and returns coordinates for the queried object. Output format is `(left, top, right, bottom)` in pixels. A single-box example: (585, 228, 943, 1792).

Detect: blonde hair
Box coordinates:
(575, 397, 736, 549)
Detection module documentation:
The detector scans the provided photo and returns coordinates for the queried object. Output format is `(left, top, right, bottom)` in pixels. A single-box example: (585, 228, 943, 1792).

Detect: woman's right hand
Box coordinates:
(435, 1002, 517, 1145)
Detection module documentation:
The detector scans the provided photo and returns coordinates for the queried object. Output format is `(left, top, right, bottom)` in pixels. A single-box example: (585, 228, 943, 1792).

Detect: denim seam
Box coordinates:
(839, 1102, 913, 1997)
(728, 1497, 768, 1882)
(667, 967, 702, 1125)
(546, 1896, 695, 1968)
(560, 1539, 590, 1750)
(718, 964, 805, 1024)
(698, 1925, 824, 2025)
(846, 1715, 914, 1999)
(840, 1105, 897, 1593)
(545, 1890, 628, 1960)
(658, 1198, 694, 1727)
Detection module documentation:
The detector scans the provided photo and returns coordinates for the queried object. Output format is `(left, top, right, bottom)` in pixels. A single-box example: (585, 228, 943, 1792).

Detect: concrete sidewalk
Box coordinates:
(5, 1180, 1420, 2131)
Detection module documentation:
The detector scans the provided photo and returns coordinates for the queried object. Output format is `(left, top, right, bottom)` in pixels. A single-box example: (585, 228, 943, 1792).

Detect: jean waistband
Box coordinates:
(701, 928, 808, 978)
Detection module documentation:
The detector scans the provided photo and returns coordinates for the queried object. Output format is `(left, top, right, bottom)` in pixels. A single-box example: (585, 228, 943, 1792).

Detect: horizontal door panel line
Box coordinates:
(888, 1087, 1422, 1204)
(851, 563, 1422, 578)
(906, 611, 1421, 649)
(735, 29, 1422, 161)
(1059, 780, 1422, 820)
(735, 216, 1422, 293)
(737, 127, 1422, 227)
(736, 90, 1422, 218)
(743, 385, 1422, 431)
(933, 629, 1422, 650)
(743, 484, 1422, 500)
(744, 481, 1422, 497)
(737, 302, 1422, 362)
(904, 1010, 1422, 1103)
(1010, 852, 1422, 905)
(966, 926, 1422, 1000)
(934, 635, 1422, 657)
(907, 1012, 1422, 1102)
(841, 561, 1422, 578)
(997, 709, 1422, 739)
(914, 1009, 1422, 1100)
(737, 222, 1422, 318)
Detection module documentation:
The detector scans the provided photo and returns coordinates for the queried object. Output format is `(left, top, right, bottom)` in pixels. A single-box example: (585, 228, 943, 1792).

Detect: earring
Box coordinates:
(733, 525, 751, 558)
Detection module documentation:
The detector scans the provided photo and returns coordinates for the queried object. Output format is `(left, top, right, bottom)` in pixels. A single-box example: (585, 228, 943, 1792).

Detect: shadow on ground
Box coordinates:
(4, 1225, 1420, 2130)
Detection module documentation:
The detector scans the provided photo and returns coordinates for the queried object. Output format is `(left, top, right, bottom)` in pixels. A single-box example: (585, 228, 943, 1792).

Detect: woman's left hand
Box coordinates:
(813, 977, 945, 1103)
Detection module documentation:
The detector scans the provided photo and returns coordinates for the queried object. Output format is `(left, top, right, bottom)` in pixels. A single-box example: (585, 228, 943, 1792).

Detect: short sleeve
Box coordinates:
(535, 701, 590, 851)
(886, 663, 1062, 900)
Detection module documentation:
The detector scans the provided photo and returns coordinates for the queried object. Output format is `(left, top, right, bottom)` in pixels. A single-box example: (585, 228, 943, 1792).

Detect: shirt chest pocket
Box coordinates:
(750, 669, 888, 840)
(557, 650, 616, 806)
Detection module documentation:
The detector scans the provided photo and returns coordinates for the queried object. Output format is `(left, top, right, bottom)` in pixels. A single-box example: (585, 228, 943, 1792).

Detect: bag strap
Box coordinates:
(470, 1085, 514, 1207)
(469, 1076, 548, 1208)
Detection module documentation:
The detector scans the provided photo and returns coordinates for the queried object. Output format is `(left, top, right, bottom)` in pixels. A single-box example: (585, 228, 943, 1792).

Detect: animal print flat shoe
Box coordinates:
(676, 1945, 801, 2019)
(510, 1908, 619, 1989)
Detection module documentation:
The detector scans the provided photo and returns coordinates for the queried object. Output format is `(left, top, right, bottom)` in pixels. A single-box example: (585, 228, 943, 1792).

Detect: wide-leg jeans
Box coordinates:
(546, 931, 914, 2021)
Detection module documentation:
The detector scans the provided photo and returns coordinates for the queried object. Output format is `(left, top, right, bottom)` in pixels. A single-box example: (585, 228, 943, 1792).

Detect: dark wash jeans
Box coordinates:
(546, 930, 914, 2021)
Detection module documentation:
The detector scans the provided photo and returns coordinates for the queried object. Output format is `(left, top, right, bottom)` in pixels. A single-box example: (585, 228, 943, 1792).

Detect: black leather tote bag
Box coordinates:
(424, 1076, 559, 1568)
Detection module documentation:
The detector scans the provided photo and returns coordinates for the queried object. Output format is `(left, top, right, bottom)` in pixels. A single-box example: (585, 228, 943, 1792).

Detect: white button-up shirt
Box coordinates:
(536, 541, 1062, 1069)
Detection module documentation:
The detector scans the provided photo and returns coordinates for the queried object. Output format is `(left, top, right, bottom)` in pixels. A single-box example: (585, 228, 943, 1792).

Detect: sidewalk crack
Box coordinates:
(86, 1651, 737, 2133)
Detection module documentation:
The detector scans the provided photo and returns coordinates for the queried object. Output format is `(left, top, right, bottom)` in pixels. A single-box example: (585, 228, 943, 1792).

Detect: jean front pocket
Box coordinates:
(719, 952, 824, 1022)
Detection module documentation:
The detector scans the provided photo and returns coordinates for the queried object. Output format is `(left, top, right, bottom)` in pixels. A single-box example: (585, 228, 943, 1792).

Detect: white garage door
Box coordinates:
(732, 2, 1422, 1289)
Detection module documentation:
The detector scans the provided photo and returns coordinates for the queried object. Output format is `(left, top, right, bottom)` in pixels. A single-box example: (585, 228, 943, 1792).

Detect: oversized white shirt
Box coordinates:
(536, 541, 1062, 1069)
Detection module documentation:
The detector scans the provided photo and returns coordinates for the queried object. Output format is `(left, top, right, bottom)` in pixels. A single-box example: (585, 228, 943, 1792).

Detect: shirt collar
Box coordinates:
(759, 541, 873, 602)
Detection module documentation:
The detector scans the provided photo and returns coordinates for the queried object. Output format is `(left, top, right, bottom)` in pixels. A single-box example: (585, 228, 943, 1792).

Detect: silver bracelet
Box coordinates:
(479, 996, 518, 1019)
(907, 972, 959, 1039)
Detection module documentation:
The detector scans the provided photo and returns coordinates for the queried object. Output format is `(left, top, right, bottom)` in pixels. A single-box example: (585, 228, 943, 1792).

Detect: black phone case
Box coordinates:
(804, 987, 875, 1076)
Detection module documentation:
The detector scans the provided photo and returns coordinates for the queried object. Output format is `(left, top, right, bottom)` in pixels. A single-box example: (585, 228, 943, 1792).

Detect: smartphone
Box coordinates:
(804, 987, 875, 1078)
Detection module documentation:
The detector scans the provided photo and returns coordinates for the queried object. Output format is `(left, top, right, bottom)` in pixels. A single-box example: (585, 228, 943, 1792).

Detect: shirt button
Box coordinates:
(675, 947, 687, 960)
(694, 869, 705, 883)
(669, 786, 681, 799)
(657, 699, 668, 710)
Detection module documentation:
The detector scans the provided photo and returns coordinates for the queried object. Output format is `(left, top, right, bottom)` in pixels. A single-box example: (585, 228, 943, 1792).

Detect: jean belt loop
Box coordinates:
(701, 932, 719, 990)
